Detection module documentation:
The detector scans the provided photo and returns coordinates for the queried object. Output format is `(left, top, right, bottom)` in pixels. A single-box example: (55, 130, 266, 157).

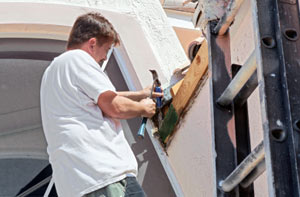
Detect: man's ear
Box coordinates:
(88, 37, 97, 50)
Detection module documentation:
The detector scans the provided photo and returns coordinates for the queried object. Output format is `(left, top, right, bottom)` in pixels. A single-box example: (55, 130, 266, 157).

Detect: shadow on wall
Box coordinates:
(105, 54, 176, 196)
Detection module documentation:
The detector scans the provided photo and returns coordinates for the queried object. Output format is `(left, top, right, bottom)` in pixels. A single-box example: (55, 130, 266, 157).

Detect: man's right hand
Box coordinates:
(140, 98, 156, 118)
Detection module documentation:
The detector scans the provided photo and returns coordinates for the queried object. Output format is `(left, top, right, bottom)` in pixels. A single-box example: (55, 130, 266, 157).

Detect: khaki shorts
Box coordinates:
(85, 177, 145, 197)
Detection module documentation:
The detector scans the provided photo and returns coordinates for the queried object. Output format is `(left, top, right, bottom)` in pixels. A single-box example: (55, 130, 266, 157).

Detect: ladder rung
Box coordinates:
(220, 141, 264, 192)
(240, 158, 266, 188)
(233, 69, 258, 108)
(217, 51, 257, 106)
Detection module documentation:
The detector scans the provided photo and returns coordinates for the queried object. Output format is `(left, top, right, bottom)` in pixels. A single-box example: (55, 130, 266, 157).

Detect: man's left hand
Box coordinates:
(141, 85, 164, 99)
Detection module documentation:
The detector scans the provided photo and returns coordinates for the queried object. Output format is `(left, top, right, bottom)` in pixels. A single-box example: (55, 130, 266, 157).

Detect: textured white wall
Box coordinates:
(0, 0, 189, 83)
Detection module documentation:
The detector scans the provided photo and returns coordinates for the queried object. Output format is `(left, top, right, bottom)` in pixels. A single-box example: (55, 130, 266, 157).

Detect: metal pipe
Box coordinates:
(16, 176, 52, 197)
(240, 158, 266, 188)
(213, 0, 246, 35)
(43, 176, 54, 197)
(234, 69, 258, 108)
(220, 141, 265, 192)
(217, 51, 257, 107)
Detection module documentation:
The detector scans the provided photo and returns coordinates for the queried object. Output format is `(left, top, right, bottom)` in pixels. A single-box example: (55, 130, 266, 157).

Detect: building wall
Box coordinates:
(166, 1, 268, 196)
(0, 0, 189, 88)
(173, 26, 202, 58)
(0, 1, 188, 196)
(167, 80, 213, 197)
(0, 0, 188, 82)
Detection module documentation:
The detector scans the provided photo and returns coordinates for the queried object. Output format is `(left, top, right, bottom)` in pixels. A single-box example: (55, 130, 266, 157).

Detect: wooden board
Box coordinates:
(172, 40, 208, 115)
(170, 79, 183, 98)
(159, 40, 209, 143)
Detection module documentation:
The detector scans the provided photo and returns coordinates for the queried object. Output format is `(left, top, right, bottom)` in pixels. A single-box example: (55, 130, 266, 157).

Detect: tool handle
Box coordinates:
(155, 87, 162, 108)
(137, 117, 147, 139)
(137, 84, 162, 139)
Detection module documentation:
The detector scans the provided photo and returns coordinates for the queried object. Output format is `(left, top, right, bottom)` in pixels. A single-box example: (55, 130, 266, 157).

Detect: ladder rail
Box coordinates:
(207, 21, 240, 197)
(252, 0, 300, 195)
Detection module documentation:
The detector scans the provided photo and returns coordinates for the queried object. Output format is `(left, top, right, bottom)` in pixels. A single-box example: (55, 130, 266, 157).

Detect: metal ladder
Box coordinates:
(208, 0, 300, 196)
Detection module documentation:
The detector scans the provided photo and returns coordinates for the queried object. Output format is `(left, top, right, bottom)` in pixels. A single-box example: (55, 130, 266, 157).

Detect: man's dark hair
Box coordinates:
(67, 12, 120, 49)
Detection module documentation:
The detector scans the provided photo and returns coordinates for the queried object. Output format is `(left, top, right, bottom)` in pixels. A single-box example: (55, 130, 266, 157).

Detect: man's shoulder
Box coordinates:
(56, 49, 90, 61)
(50, 50, 96, 70)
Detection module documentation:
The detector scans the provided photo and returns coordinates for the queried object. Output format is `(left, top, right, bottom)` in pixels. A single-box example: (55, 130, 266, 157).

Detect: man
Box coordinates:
(40, 12, 162, 197)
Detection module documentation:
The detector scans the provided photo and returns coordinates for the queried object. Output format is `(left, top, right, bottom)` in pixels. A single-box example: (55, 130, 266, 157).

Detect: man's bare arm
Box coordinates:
(98, 90, 156, 119)
(117, 85, 163, 101)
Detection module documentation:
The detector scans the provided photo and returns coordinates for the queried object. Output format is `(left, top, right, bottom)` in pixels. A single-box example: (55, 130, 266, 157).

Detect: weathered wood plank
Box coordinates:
(172, 40, 208, 115)
(170, 79, 183, 98)
(159, 40, 208, 143)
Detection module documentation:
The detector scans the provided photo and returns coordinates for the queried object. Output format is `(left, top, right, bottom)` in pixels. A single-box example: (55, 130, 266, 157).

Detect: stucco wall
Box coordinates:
(167, 81, 213, 197)
(0, 0, 189, 83)
(166, 0, 268, 196)
(173, 26, 202, 57)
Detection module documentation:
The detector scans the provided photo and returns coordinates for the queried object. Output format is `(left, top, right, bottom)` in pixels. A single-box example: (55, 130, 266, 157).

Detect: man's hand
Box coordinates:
(117, 85, 163, 102)
(141, 85, 164, 99)
(140, 98, 156, 118)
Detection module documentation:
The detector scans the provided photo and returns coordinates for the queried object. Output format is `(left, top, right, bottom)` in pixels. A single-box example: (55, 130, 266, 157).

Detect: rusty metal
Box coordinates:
(213, 0, 246, 35)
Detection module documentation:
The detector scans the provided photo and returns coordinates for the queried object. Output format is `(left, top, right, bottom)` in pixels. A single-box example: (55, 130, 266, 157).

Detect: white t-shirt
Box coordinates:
(40, 49, 138, 197)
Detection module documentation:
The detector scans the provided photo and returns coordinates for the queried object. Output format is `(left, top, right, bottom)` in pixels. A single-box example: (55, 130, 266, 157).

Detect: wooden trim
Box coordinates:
(170, 79, 183, 97)
(159, 40, 209, 143)
(172, 40, 208, 114)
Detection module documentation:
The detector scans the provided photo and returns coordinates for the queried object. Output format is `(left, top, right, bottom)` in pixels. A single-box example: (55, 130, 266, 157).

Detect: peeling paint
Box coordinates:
(276, 119, 283, 127)
(196, 0, 230, 30)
